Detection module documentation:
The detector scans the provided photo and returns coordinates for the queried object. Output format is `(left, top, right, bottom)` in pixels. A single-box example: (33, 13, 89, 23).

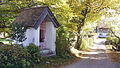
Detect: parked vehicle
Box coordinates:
(98, 33, 109, 38)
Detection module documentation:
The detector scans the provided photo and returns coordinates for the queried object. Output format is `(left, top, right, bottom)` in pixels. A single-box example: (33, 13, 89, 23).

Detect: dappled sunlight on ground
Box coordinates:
(64, 38, 120, 68)
(105, 42, 120, 63)
(107, 48, 120, 63)
(70, 47, 82, 57)
(70, 38, 107, 58)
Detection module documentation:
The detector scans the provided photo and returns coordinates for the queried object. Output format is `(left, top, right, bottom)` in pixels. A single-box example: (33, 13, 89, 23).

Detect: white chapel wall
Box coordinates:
(23, 27, 40, 46)
(46, 22, 56, 52)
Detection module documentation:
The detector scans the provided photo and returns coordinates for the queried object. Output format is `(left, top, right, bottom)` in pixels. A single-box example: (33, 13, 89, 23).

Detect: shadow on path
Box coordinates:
(64, 38, 120, 68)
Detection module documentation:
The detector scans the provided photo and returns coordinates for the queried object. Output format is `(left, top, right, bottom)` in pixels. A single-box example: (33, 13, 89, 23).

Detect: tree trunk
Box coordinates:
(3, 32, 5, 38)
(111, 29, 120, 44)
(75, 7, 88, 50)
(110, 29, 120, 50)
(75, 25, 82, 49)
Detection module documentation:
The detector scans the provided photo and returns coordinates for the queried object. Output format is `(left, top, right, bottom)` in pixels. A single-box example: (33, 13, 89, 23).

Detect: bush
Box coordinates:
(56, 26, 72, 57)
(106, 36, 119, 45)
(105, 41, 110, 45)
(106, 37, 112, 41)
(26, 43, 41, 63)
(112, 37, 119, 44)
(106, 36, 120, 51)
(0, 42, 4, 45)
(56, 42, 70, 57)
(105, 37, 113, 45)
(0, 44, 31, 68)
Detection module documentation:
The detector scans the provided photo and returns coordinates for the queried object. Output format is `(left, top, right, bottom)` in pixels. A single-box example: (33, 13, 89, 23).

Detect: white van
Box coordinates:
(98, 33, 108, 38)
(97, 28, 109, 38)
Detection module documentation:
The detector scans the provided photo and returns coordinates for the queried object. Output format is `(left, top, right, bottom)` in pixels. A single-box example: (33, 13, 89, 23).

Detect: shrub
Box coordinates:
(106, 36, 120, 51)
(25, 43, 41, 63)
(105, 37, 113, 45)
(0, 42, 4, 45)
(106, 37, 112, 42)
(105, 41, 110, 45)
(0, 44, 31, 68)
(106, 36, 119, 45)
(56, 26, 72, 57)
(56, 42, 70, 57)
(112, 37, 119, 44)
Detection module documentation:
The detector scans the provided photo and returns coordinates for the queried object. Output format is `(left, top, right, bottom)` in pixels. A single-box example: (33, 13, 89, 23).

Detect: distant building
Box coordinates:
(96, 24, 110, 38)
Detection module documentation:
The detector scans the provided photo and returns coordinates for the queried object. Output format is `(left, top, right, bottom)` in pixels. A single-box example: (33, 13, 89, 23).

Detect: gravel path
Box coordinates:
(64, 39, 120, 68)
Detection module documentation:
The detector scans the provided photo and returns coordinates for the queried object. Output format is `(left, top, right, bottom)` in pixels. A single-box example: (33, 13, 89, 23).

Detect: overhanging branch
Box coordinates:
(110, 29, 120, 40)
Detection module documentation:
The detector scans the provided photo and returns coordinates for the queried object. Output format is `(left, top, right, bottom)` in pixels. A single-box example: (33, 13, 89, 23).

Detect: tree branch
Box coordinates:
(0, 2, 39, 12)
(11, 3, 38, 12)
(110, 29, 120, 40)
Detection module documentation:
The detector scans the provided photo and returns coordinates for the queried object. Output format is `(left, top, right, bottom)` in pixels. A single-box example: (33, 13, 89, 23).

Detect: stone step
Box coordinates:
(42, 53, 56, 57)
(41, 49, 52, 54)
(41, 50, 51, 54)
(40, 49, 56, 56)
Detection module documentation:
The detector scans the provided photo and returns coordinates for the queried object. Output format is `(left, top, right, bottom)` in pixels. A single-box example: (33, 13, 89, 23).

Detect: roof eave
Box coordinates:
(33, 6, 60, 29)
(33, 8, 48, 29)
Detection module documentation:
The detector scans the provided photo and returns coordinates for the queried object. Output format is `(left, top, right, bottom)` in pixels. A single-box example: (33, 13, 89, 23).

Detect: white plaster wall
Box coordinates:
(23, 27, 40, 47)
(0, 32, 4, 38)
(22, 21, 56, 52)
(46, 22, 56, 52)
(46, 22, 52, 50)
(34, 27, 40, 46)
(51, 25, 56, 52)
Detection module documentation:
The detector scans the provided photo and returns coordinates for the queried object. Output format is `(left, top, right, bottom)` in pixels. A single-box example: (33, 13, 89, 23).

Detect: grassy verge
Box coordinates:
(32, 56, 79, 68)
(0, 38, 11, 44)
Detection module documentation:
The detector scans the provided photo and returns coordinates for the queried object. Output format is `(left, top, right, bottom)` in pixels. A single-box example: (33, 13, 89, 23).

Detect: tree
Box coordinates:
(0, 0, 41, 37)
(0, 0, 39, 27)
(106, 16, 120, 50)
(40, 0, 120, 49)
(1, 0, 120, 49)
(65, 0, 118, 49)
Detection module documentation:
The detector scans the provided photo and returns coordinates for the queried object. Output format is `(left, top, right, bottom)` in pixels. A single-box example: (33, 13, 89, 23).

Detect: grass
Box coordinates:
(0, 38, 11, 44)
(0, 38, 10, 41)
(32, 56, 79, 68)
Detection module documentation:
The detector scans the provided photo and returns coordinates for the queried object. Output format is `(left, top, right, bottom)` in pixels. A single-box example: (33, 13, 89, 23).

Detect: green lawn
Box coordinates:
(0, 38, 11, 44)
(33, 56, 78, 68)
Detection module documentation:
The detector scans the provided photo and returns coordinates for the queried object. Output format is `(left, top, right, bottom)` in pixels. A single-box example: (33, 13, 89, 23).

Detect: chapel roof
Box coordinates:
(13, 6, 60, 29)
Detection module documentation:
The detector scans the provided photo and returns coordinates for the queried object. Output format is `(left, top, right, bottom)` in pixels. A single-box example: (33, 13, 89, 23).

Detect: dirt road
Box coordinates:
(64, 39, 120, 68)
